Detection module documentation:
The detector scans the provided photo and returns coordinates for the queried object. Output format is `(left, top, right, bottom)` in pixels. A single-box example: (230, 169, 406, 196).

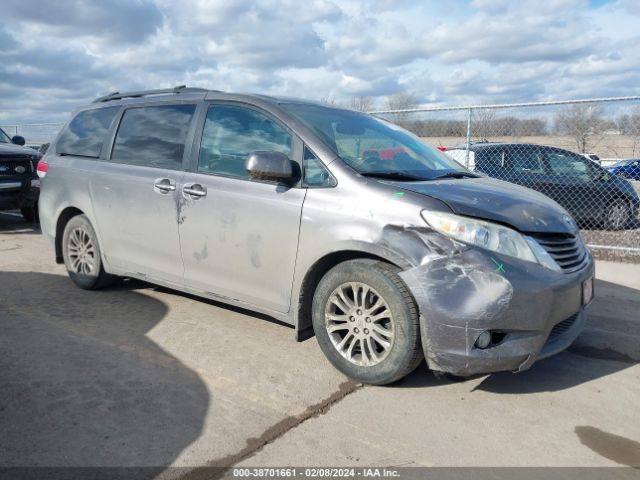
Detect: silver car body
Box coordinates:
(39, 90, 594, 377)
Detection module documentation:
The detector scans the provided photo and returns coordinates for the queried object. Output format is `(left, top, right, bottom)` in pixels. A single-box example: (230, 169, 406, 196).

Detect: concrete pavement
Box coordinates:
(1, 211, 638, 473)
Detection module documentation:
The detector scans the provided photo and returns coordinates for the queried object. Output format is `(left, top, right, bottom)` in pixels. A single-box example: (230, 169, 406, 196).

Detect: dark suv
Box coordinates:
(0, 127, 41, 221)
(446, 143, 639, 230)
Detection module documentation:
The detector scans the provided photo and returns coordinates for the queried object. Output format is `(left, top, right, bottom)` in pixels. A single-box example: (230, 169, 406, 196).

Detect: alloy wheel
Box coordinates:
(325, 282, 395, 367)
(607, 201, 629, 230)
(67, 227, 96, 275)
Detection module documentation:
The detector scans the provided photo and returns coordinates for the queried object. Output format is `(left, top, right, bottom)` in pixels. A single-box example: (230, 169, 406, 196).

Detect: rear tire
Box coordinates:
(312, 259, 423, 385)
(62, 214, 118, 290)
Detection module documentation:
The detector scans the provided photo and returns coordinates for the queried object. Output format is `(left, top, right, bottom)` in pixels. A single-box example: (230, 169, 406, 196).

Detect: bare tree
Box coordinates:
(320, 95, 337, 105)
(617, 108, 640, 157)
(384, 91, 419, 111)
(472, 109, 497, 142)
(349, 96, 375, 112)
(555, 104, 604, 153)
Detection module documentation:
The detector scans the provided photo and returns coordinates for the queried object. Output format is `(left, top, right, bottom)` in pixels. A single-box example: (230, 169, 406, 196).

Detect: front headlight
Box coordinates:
(421, 210, 560, 271)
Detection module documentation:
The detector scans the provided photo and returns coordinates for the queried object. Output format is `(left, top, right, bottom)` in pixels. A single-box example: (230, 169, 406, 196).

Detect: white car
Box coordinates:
(582, 153, 601, 164)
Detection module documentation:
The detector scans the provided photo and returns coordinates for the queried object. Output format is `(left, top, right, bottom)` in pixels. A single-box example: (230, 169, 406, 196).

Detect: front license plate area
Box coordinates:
(582, 276, 594, 305)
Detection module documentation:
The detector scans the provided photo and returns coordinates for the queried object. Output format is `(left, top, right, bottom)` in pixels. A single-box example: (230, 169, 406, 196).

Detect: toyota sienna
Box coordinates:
(38, 86, 594, 385)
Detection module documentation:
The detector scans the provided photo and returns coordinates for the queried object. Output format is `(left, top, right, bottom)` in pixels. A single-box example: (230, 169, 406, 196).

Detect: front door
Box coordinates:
(90, 103, 197, 286)
(543, 148, 601, 222)
(178, 103, 305, 313)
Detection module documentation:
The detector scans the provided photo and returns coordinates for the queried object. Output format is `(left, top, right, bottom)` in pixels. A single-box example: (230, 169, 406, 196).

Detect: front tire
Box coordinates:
(312, 259, 422, 385)
(62, 214, 117, 290)
(603, 199, 630, 230)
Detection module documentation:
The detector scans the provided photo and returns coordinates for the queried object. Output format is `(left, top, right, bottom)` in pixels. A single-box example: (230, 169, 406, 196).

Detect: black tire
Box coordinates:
(603, 199, 630, 230)
(312, 259, 423, 385)
(62, 214, 118, 290)
(20, 206, 36, 223)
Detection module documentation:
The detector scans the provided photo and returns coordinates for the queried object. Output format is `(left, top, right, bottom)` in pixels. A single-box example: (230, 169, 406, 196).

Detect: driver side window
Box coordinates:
(546, 151, 592, 180)
(198, 104, 293, 179)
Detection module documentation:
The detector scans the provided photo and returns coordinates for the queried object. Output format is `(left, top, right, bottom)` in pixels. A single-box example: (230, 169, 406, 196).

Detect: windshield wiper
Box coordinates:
(360, 171, 426, 181)
(431, 171, 479, 180)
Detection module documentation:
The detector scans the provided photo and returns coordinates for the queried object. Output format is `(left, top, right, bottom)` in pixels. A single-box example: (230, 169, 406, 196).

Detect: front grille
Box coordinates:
(548, 313, 578, 341)
(530, 233, 588, 273)
(0, 158, 33, 178)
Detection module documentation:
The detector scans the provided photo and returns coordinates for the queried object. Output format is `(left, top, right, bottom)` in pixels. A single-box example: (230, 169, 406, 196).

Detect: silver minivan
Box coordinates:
(39, 87, 594, 385)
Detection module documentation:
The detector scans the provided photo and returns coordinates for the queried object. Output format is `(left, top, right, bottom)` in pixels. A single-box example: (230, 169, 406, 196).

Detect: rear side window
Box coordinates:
(56, 107, 119, 158)
(479, 149, 507, 171)
(111, 104, 196, 170)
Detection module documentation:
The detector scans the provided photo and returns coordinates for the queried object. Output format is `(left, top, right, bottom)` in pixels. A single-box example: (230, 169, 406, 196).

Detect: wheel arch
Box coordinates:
(295, 249, 406, 341)
(54, 206, 85, 263)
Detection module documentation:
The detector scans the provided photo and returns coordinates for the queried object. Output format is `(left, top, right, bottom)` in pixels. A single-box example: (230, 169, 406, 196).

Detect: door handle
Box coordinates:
(183, 183, 207, 198)
(154, 178, 176, 193)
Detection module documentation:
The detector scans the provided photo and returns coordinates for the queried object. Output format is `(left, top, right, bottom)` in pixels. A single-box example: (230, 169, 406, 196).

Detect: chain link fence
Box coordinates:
(373, 97, 640, 262)
(3, 97, 640, 260)
(0, 123, 63, 150)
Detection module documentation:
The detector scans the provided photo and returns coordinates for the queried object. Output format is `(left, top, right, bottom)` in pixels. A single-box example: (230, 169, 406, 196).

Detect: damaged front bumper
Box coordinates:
(399, 247, 594, 377)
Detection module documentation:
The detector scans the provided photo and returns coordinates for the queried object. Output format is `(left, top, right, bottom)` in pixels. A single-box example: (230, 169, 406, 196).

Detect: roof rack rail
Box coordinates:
(92, 85, 209, 103)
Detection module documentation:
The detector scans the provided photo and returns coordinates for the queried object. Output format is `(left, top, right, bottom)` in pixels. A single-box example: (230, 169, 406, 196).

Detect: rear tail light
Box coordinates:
(37, 159, 49, 178)
(437, 146, 447, 151)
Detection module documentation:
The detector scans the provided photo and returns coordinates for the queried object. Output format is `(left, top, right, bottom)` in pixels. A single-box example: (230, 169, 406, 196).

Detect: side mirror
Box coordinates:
(12, 135, 26, 146)
(246, 151, 294, 181)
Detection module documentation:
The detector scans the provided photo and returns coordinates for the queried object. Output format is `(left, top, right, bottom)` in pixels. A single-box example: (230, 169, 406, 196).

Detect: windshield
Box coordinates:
(0, 128, 11, 143)
(282, 103, 470, 180)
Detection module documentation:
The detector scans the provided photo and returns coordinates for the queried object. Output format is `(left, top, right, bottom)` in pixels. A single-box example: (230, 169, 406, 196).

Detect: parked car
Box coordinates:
(582, 153, 601, 164)
(39, 87, 594, 385)
(606, 159, 640, 180)
(0, 127, 41, 221)
(445, 143, 639, 230)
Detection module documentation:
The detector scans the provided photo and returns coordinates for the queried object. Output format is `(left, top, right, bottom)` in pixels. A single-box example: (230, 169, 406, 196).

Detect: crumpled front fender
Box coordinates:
(399, 249, 515, 375)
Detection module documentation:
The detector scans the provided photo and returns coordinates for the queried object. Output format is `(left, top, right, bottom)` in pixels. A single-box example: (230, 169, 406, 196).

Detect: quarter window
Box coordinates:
(56, 107, 120, 158)
(111, 104, 196, 170)
(198, 105, 292, 179)
(303, 147, 335, 187)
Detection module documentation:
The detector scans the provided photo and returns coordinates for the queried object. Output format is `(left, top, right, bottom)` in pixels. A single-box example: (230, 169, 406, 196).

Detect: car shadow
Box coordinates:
(0, 271, 209, 476)
(395, 278, 639, 393)
(117, 277, 295, 332)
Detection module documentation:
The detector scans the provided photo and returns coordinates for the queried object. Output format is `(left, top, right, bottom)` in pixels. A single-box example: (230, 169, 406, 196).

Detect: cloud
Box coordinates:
(1, 0, 640, 124)
(0, 0, 163, 44)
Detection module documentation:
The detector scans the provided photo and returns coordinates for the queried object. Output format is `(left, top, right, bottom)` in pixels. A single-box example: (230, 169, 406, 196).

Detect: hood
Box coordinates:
(385, 177, 577, 234)
(0, 142, 38, 158)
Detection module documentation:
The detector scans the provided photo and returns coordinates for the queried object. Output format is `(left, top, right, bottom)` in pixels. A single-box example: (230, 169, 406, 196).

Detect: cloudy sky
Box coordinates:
(1, 0, 640, 123)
